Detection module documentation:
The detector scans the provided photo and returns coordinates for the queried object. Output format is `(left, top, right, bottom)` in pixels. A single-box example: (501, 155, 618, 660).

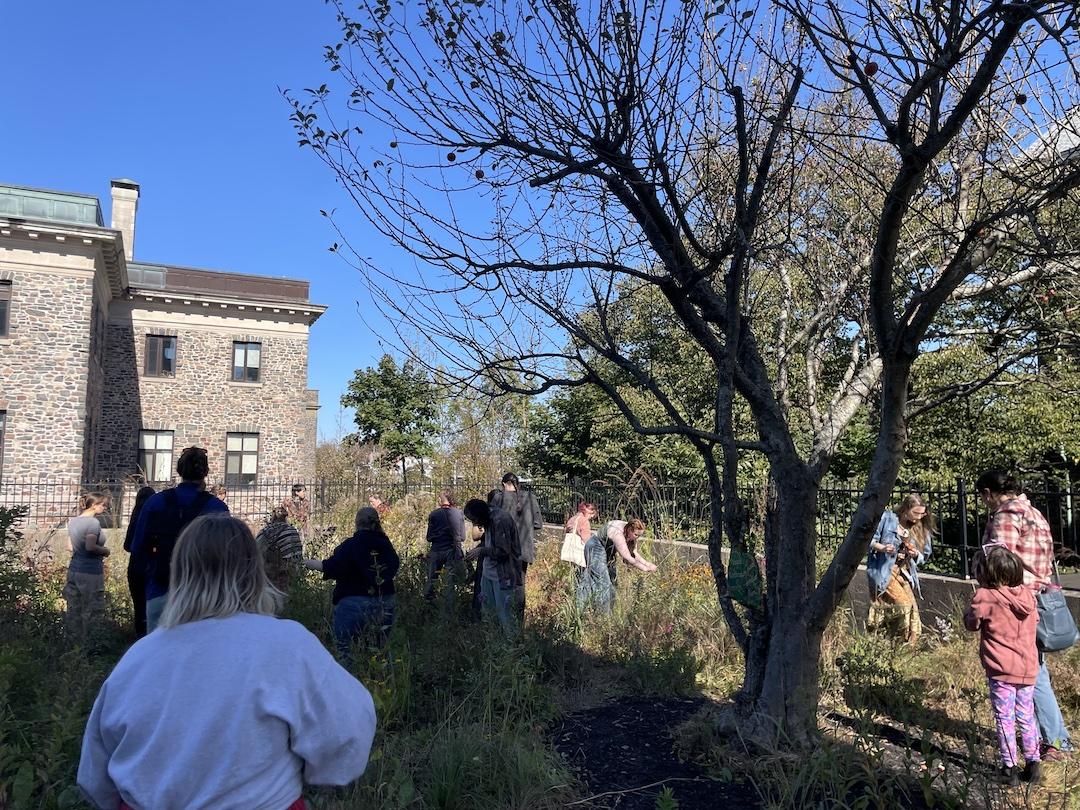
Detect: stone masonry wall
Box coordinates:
(98, 311, 315, 483)
(0, 265, 93, 481)
(82, 285, 109, 480)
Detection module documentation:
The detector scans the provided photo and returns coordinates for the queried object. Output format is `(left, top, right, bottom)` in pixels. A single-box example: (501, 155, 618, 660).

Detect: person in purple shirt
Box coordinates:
(129, 446, 229, 632)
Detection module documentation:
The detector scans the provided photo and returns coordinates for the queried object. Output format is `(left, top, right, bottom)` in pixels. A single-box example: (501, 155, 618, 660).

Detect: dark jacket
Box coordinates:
(479, 506, 523, 587)
(426, 507, 465, 551)
(490, 490, 542, 564)
(321, 529, 400, 604)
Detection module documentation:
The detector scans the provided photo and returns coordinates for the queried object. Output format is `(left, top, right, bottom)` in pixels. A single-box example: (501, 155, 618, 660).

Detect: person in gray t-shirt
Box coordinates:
(64, 492, 111, 642)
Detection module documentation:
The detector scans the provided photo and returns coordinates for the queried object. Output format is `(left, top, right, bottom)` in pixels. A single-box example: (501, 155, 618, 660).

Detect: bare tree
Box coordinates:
(289, 0, 1080, 744)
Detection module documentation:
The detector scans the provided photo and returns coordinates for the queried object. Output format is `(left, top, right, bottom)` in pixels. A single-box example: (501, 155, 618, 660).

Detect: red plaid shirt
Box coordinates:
(983, 494, 1053, 588)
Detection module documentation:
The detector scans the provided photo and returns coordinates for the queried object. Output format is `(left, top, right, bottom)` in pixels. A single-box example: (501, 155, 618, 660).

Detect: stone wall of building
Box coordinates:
(0, 254, 95, 481)
(98, 303, 316, 483)
(82, 276, 112, 481)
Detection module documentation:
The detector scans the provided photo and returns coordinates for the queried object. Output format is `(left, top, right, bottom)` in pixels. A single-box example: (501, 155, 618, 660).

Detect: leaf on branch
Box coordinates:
(386, 77, 395, 92)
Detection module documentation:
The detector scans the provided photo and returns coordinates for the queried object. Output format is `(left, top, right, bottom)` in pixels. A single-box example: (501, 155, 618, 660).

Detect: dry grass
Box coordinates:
(2, 502, 1078, 809)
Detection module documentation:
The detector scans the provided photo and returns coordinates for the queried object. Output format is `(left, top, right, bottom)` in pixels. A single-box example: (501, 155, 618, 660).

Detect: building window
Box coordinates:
(138, 430, 174, 483)
(231, 341, 261, 383)
(225, 433, 259, 486)
(145, 335, 177, 377)
(0, 281, 10, 337)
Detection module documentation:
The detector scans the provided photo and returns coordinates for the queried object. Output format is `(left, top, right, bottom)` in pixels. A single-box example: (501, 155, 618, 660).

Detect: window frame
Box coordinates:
(230, 341, 262, 383)
(137, 429, 175, 483)
(0, 281, 11, 337)
(144, 334, 177, 378)
(224, 432, 260, 486)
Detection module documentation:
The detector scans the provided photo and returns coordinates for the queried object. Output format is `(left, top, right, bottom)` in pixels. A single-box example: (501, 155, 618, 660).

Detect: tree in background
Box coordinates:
(429, 384, 530, 484)
(341, 354, 440, 486)
(292, 0, 1080, 744)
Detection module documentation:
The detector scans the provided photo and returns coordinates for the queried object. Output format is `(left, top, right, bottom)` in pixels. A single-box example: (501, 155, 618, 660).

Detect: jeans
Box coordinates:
(1035, 651, 1073, 750)
(145, 594, 168, 633)
(424, 546, 467, 604)
(480, 576, 523, 636)
(575, 536, 614, 613)
(333, 594, 396, 657)
(126, 560, 147, 638)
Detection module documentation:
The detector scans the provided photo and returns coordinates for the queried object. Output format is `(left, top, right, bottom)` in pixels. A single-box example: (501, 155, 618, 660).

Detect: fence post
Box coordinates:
(957, 477, 969, 579)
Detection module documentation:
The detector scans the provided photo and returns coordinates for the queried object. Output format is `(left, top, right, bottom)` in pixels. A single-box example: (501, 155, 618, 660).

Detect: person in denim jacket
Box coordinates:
(866, 494, 934, 644)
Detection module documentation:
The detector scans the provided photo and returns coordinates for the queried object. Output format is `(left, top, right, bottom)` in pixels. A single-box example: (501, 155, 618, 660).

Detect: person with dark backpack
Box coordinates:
(489, 473, 542, 577)
(129, 447, 229, 632)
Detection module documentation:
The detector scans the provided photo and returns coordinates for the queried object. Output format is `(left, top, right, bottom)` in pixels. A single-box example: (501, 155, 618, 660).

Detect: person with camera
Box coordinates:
(865, 493, 934, 645)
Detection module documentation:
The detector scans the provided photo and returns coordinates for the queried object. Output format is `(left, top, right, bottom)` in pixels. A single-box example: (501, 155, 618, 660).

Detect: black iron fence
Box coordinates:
(4, 475, 1078, 579)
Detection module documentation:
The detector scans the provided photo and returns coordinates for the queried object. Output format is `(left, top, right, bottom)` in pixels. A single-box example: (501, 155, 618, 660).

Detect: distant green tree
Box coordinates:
(341, 355, 440, 486)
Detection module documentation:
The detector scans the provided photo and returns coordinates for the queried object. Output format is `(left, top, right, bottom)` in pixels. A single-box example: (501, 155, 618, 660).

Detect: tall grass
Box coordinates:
(1, 502, 1078, 809)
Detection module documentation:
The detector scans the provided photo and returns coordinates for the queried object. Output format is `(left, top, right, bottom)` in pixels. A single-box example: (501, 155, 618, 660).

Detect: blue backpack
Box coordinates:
(146, 489, 213, 590)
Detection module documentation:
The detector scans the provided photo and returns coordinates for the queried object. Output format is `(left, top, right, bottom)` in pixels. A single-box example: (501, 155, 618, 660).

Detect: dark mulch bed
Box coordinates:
(552, 697, 762, 809)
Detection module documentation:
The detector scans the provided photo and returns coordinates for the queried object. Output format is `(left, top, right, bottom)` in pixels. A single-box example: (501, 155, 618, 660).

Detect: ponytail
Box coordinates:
(975, 469, 1021, 496)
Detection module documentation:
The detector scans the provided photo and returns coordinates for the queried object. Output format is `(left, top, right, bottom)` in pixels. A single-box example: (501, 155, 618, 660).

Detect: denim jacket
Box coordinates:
(865, 510, 932, 598)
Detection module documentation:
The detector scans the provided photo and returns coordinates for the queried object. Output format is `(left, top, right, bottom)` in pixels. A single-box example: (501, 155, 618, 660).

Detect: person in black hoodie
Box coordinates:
(305, 506, 400, 655)
(489, 473, 542, 576)
(464, 498, 523, 635)
(123, 486, 156, 638)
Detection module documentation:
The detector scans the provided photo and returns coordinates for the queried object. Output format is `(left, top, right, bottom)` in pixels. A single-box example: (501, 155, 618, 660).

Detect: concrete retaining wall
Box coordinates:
(545, 525, 1080, 625)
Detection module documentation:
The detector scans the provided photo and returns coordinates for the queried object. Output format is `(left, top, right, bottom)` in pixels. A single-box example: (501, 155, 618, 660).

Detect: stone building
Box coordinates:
(0, 179, 325, 491)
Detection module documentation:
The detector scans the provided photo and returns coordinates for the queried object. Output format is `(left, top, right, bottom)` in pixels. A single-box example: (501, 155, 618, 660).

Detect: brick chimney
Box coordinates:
(110, 179, 140, 261)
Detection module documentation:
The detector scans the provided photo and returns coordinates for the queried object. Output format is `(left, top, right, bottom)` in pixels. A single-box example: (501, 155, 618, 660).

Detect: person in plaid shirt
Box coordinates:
(978, 469, 1073, 760)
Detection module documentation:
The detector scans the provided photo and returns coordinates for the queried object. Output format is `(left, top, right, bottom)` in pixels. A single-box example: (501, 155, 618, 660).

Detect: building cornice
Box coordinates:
(125, 289, 327, 325)
(0, 217, 128, 296)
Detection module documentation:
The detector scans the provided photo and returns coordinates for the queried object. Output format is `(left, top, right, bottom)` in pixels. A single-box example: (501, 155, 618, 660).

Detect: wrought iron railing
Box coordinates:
(3, 475, 1077, 579)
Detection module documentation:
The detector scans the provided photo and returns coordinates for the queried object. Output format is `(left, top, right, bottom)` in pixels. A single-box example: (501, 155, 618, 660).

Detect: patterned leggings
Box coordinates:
(988, 678, 1040, 768)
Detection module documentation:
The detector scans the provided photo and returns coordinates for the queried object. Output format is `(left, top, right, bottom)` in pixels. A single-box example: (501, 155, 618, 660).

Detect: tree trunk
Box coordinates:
(731, 363, 913, 747)
(736, 461, 823, 746)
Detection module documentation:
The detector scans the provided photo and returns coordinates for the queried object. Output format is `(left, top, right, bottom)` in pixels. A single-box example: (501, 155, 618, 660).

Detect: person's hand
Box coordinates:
(102, 547, 111, 557)
(464, 547, 481, 562)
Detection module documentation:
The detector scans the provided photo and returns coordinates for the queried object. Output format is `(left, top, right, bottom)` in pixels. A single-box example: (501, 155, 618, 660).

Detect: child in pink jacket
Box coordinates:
(965, 544, 1041, 787)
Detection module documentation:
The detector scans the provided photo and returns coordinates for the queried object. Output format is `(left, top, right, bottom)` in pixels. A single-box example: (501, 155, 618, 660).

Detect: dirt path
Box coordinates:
(552, 697, 762, 809)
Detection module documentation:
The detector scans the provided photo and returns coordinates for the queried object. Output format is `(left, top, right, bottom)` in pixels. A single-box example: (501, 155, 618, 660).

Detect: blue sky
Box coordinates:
(2, 1, 393, 440)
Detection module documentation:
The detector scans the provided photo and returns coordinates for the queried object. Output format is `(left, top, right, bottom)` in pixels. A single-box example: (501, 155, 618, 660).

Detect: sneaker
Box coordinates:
(1022, 761, 1042, 784)
(1041, 744, 1069, 762)
(1000, 765, 1020, 787)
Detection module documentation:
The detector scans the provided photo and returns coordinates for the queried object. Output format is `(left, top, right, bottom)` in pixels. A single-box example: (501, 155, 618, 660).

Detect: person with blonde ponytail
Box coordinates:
(78, 514, 377, 810)
(63, 491, 111, 642)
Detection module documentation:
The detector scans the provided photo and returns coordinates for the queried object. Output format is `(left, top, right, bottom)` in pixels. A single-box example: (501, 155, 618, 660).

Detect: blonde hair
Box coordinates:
(159, 514, 282, 629)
